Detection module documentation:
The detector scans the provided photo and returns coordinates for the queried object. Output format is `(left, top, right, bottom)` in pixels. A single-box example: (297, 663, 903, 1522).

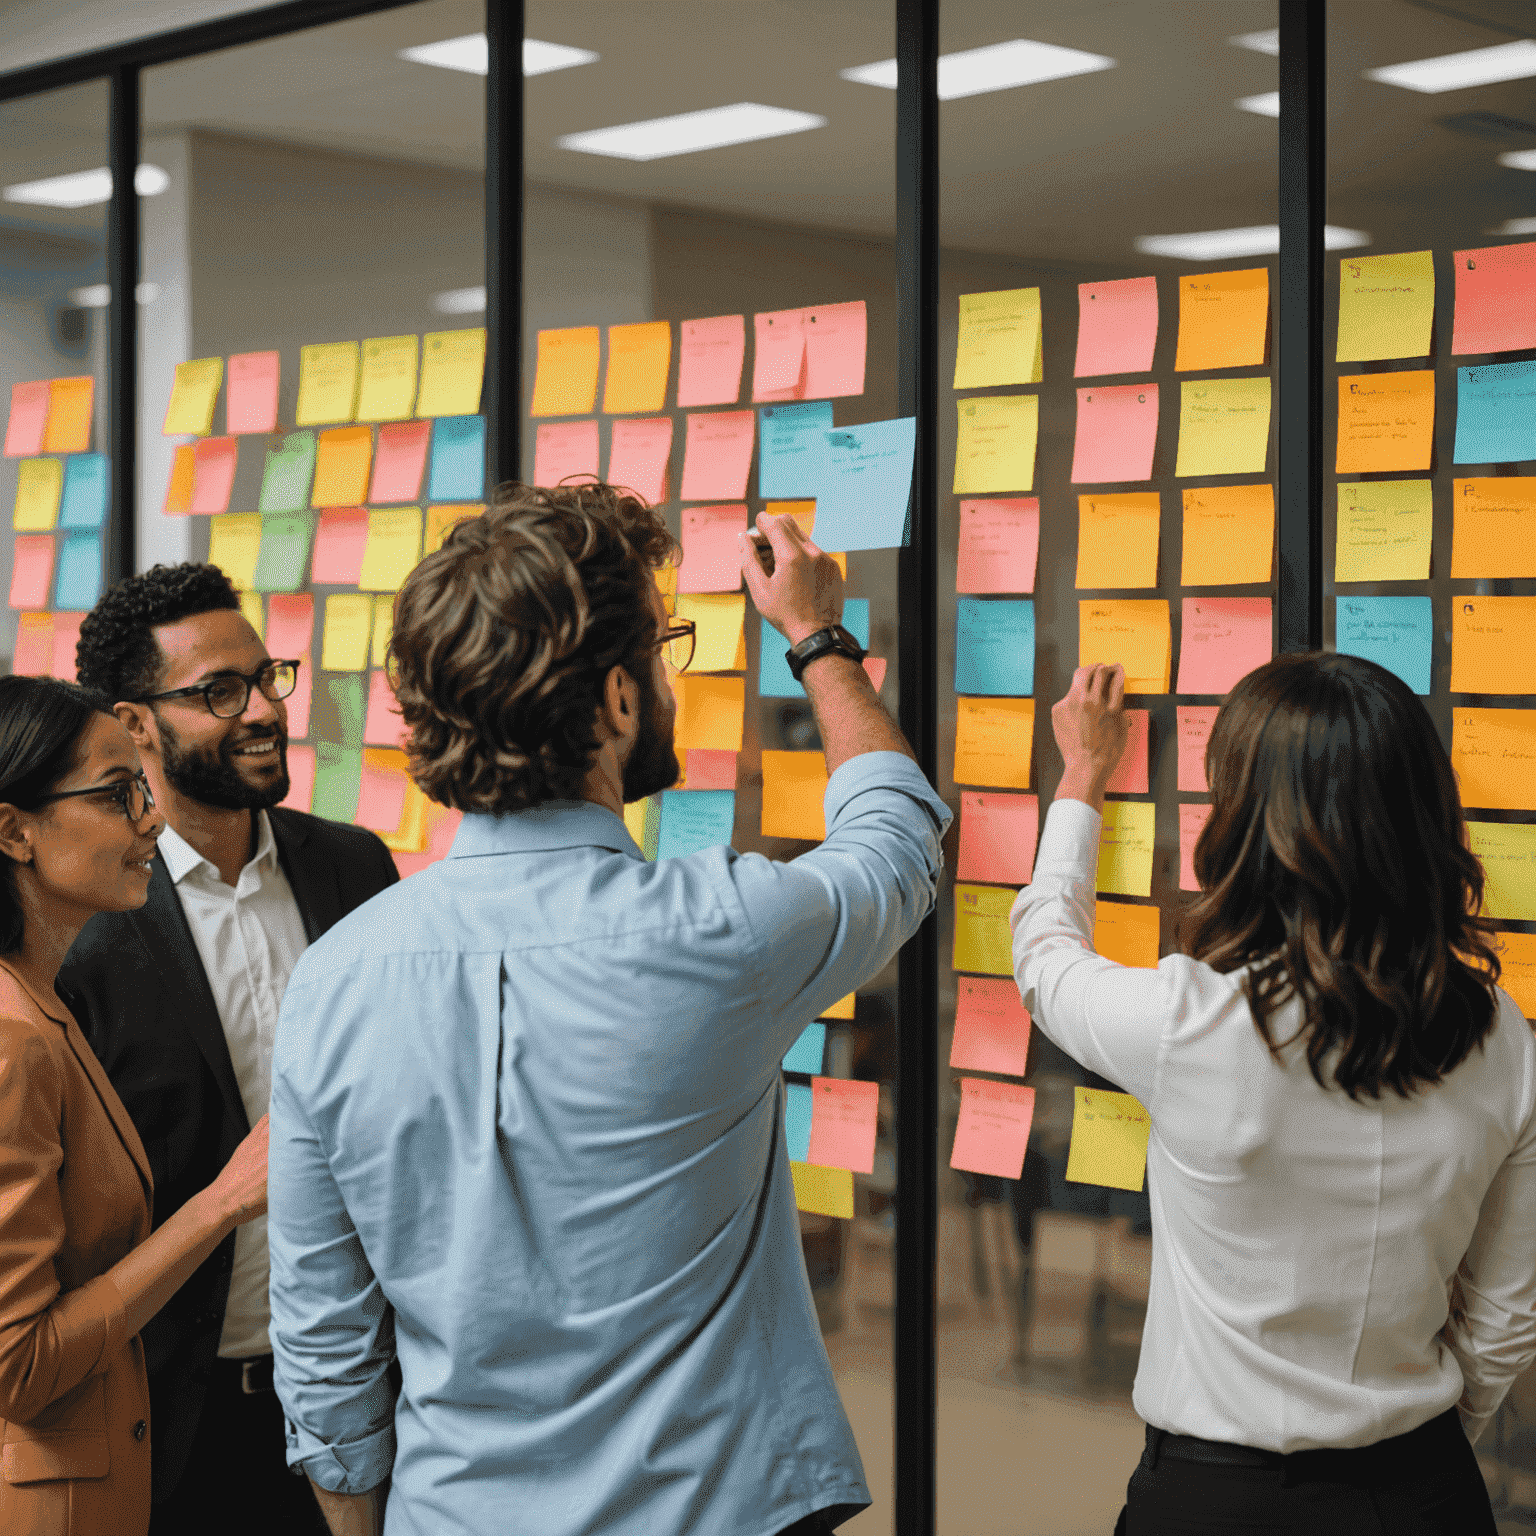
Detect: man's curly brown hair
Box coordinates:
(390, 482, 676, 813)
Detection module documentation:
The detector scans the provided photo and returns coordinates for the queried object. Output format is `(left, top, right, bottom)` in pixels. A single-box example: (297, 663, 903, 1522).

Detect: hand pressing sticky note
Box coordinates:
(1496, 932, 1536, 1020)
(1336, 595, 1433, 695)
(311, 508, 369, 585)
(1181, 484, 1274, 586)
(369, 420, 431, 505)
(1175, 268, 1268, 372)
(1097, 800, 1155, 897)
(357, 748, 411, 836)
(206, 514, 262, 590)
(956, 792, 1038, 886)
(1337, 250, 1435, 362)
(950, 977, 1031, 1078)
(311, 426, 373, 509)
(954, 395, 1038, 495)
(190, 437, 238, 515)
(672, 675, 745, 752)
(1177, 597, 1272, 696)
(1076, 493, 1160, 589)
(1094, 901, 1160, 968)
(791, 1162, 854, 1220)
(758, 401, 832, 499)
(953, 883, 1015, 977)
(358, 508, 422, 593)
(1452, 240, 1536, 357)
(1452, 597, 1536, 695)
(655, 789, 735, 859)
(955, 598, 1034, 695)
(1335, 370, 1435, 474)
(1177, 706, 1218, 792)
(1066, 1087, 1151, 1192)
(322, 593, 373, 672)
(13, 457, 63, 530)
(529, 327, 599, 417)
(356, 335, 419, 423)
(416, 329, 486, 419)
(364, 669, 407, 748)
(954, 697, 1034, 789)
(252, 513, 314, 594)
(807, 1077, 879, 1175)
(259, 431, 317, 514)
(1335, 480, 1433, 583)
(162, 357, 223, 437)
(812, 418, 917, 553)
(5, 380, 50, 458)
(1071, 385, 1159, 485)
(675, 593, 744, 673)
(296, 342, 359, 427)
(677, 315, 745, 408)
(678, 504, 747, 593)
(1451, 709, 1536, 811)
(1455, 360, 1536, 467)
(1452, 478, 1536, 577)
(603, 321, 671, 415)
(1079, 600, 1170, 694)
(783, 1021, 826, 1076)
(680, 410, 754, 502)
(1104, 709, 1150, 795)
(760, 751, 827, 841)
(8, 535, 54, 610)
(1179, 803, 1211, 892)
(1176, 377, 1271, 477)
(606, 417, 673, 506)
(957, 498, 1038, 594)
(1467, 822, 1536, 921)
(43, 378, 93, 455)
(1076, 276, 1158, 378)
(954, 288, 1042, 390)
(226, 351, 279, 435)
(950, 1079, 1036, 1180)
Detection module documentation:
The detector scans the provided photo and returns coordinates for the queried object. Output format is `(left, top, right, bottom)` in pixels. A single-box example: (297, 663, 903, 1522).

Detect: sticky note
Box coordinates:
(252, 513, 314, 594)
(356, 335, 419, 423)
(1337, 250, 1435, 362)
(680, 410, 754, 502)
(358, 508, 422, 593)
(1335, 370, 1435, 474)
(1071, 383, 1159, 484)
(1076, 493, 1160, 588)
(603, 322, 671, 414)
(1452, 240, 1536, 356)
(1175, 268, 1268, 372)
(1451, 478, 1536, 577)
(1451, 709, 1536, 811)
(162, 445, 196, 516)
(48, 612, 82, 683)
(206, 514, 262, 590)
(1497, 932, 1536, 1020)
(1096, 800, 1155, 897)
(758, 402, 832, 499)
(1177, 597, 1272, 695)
(672, 675, 745, 751)
(1335, 480, 1433, 583)
(1094, 901, 1160, 968)
(1104, 709, 1150, 795)
(381, 783, 430, 854)
(675, 593, 744, 673)
(957, 498, 1038, 593)
(12, 613, 52, 674)
(677, 315, 745, 408)
(311, 508, 369, 585)
(424, 504, 480, 556)
(43, 378, 93, 455)
(391, 802, 460, 874)
(285, 669, 312, 739)
(681, 748, 736, 791)
(239, 592, 264, 640)
(822, 994, 856, 1021)
(954, 697, 1034, 789)
(1455, 360, 1536, 466)
(655, 789, 735, 859)
(950, 1079, 1036, 1180)
(266, 593, 315, 660)
(282, 744, 316, 812)
(758, 600, 869, 697)
(427, 416, 485, 502)
(1066, 1087, 1150, 1191)
(58, 454, 107, 530)
(1079, 600, 1171, 694)
(308, 426, 371, 509)
(312, 743, 362, 823)
(534, 419, 599, 488)
(956, 791, 1038, 885)
(364, 669, 405, 748)
(955, 598, 1034, 695)
(954, 288, 1042, 389)
(1452, 597, 1536, 695)
(4, 381, 50, 457)
(226, 351, 279, 434)
(162, 357, 223, 436)
(784, 1082, 814, 1161)
(356, 747, 410, 834)
(790, 1162, 854, 1220)
(1468, 822, 1536, 921)
(187, 436, 237, 515)
(53, 533, 102, 610)
(807, 1077, 879, 1174)
(415, 328, 485, 418)
(530, 326, 600, 417)
(760, 750, 828, 840)
(1176, 377, 1271, 477)
(678, 504, 747, 594)
(783, 1022, 826, 1076)
(814, 417, 917, 552)
(13, 457, 63, 530)
(950, 978, 1031, 1077)
(1075, 276, 1158, 378)
(369, 420, 431, 504)
(1177, 706, 1218, 792)
(753, 308, 806, 400)
(953, 883, 1015, 976)
(606, 416, 673, 505)
(296, 342, 359, 426)
(8, 535, 54, 610)
(258, 430, 317, 514)
(330, 671, 368, 747)
(322, 593, 373, 671)
(1181, 484, 1274, 586)
(801, 301, 867, 400)
(1178, 802, 1211, 892)
(1336, 595, 1433, 695)
(954, 395, 1039, 494)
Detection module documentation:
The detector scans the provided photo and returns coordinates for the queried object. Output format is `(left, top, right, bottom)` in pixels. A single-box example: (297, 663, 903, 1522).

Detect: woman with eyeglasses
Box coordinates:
(0, 676, 269, 1536)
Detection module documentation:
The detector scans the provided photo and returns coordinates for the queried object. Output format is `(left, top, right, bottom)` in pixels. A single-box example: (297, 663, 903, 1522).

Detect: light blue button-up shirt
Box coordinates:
(268, 750, 950, 1536)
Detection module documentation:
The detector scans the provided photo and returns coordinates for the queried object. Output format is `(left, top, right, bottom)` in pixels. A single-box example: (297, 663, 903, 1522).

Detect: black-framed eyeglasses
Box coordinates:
(658, 621, 695, 674)
(135, 660, 302, 719)
(35, 770, 156, 824)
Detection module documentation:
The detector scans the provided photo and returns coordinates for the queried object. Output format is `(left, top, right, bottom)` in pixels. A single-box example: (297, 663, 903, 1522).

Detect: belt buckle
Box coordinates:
(240, 1359, 265, 1395)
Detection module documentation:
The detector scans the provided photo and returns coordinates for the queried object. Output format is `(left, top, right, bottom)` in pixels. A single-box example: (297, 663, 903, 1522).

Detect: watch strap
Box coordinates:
(785, 625, 866, 682)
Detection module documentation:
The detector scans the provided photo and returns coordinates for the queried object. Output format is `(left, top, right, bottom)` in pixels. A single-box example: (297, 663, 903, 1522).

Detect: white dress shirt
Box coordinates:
(159, 811, 310, 1358)
(1011, 797, 1536, 1452)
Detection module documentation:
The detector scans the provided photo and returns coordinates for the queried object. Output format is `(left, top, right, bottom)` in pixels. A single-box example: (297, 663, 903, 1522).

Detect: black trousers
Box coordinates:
(1114, 1406, 1497, 1535)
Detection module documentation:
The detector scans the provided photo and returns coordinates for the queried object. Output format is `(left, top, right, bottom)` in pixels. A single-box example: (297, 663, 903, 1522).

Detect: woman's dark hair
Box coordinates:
(1182, 651, 1502, 1100)
(0, 675, 115, 954)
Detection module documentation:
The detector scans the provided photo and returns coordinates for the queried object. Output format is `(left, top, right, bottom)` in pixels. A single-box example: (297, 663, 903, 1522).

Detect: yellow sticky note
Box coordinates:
(322, 593, 374, 672)
(953, 883, 1016, 976)
(1097, 801, 1156, 897)
(953, 288, 1042, 390)
(954, 697, 1035, 789)
(1065, 1087, 1150, 1191)
(311, 425, 374, 509)
(761, 750, 828, 840)
(1076, 493, 1160, 589)
(43, 377, 94, 454)
(1174, 268, 1268, 372)
(1496, 932, 1536, 1020)
(1452, 478, 1536, 579)
(792, 1161, 855, 1218)
(1093, 900, 1160, 968)
(672, 674, 745, 751)
(1453, 709, 1536, 810)
(239, 591, 265, 640)
(1335, 480, 1433, 583)
(296, 342, 360, 426)
(675, 593, 743, 673)
(821, 993, 856, 1021)
(1335, 370, 1435, 475)
(530, 327, 600, 417)
(1182, 484, 1275, 586)
(1336, 250, 1435, 363)
(415, 329, 486, 418)
(370, 594, 394, 669)
(1468, 822, 1536, 921)
(207, 513, 263, 591)
(13, 457, 63, 530)
(622, 798, 649, 851)
(356, 335, 420, 423)
(1451, 597, 1536, 695)
(424, 503, 482, 556)
(954, 395, 1039, 495)
(381, 782, 431, 854)
(1175, 377, 1271, 477)
(162, 357, 224, 436)
(1078, 599, 1170, 694)
(358, 508, 423, 593)
(603, 322, 672, 414)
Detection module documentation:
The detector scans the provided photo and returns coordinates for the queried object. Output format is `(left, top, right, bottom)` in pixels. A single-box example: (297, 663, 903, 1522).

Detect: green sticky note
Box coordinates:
(258, 430, 317, 514)
(326, 674, 366, 749)
(312, 743, 361, 823)
(253, 513, 315, 593)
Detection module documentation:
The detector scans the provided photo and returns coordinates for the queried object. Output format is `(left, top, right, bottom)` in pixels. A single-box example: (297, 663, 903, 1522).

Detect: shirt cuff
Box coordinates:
(1034, 796, 1103, 875)
(824, 751, 952, 835)
(285, 1414, 396, 1495)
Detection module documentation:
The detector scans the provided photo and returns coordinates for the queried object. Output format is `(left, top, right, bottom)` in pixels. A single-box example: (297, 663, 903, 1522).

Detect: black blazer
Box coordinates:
(57, 807, 398, 1505)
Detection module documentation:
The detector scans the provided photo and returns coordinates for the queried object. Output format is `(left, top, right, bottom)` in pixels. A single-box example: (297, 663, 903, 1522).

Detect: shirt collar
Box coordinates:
(448, 800, 643, 861)
(158, 809, 279, 885)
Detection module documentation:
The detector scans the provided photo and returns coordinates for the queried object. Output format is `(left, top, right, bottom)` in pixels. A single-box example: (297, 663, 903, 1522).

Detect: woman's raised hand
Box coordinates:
(1052, 664, 1129, 811)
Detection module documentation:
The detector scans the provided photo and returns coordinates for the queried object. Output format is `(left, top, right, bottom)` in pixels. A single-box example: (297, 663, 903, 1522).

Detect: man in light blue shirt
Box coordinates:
(268, 484, 949, 1536)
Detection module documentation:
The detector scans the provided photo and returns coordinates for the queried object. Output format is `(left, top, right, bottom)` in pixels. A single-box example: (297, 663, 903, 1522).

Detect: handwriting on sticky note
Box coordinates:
(1177, 706, 1218, 792)
(956, 792, 1038, 886)
(311, 508, 369, 585)
(758, 401, 832, 499)
(1104, 709, 1149, 795)
(678, 504, 747, 593)
(13, 457, 62, 531)
(162, 357, 223, 437)
(1179, 803, 1211, 891)
(1451, 709, 1536, 811)
(753, 309, 805, 399)
(791, 1162, 854, 1219)
(1176, 597, 1272, 696)
(1497, 932, 1536, 1020)
(1335, 480, 1432, 583)
(680, 410, 754, 502)
(954, 288, 1042, 390)
(950, 978, 1032, 1077)
(311, 425, 373, 509)
(677, 315, 745, 408)
(1452, 239, 1536, 356)
(1076, 493, 1160, 589)
(1097, 800, 1155, 897)
(954, 697, 1034, 789)
(953, 884, 1016, 976)
(4, 380, 50, 457)
(807, 1077, 879, 1173)
(1066, 1087, 1151, 1191)
(957, 498, 1038, 594)
(1076, 276, 1158, 378)
(675, 593, 744, 673)
(356, 335, 419, 423)
(655, 789, 736, 860)
(358, 508, 422, 593)
(9, 535, 54, 609)
(415, 328, 485, 419)
(1455, 360, 1536, 467)
(1451, 477, 1536, 578)
(1468, 822, 1536, 921)
(296, 342, 359, 426)
(1078, 600, 1170, 694)
(811, 418, 916, 553)
(1335, 370, 1435, 474)
(760, 750, 827, 841)
(1181, 484, 1273, 586)
(534, 420, 599, 489)
(602, 322, 671, 414)
(954, 395, 1039, 495)
(1094, 901, 1160, 968)
(1452, 597, 1536, 695)
(530, 327, 599, 417)
(802, 301, 867, 399)
(1071, 384, 1159, 484)
(190, 437, 238, 515)
(672, 675, 745, 751)
(1176, 377, 1271, 477)
(955, 598, 1033, 696)
(1337, 250, 1434, 362)
(606, 416, 673, 505)
(1175, 268, 1268, 372)
(227, 351, 279, 434)
(369, 420, 431, 504)
(950, 1079, 1035, 1180)
(206, 514, 261, 591)
(1337, 595, 1434, 696)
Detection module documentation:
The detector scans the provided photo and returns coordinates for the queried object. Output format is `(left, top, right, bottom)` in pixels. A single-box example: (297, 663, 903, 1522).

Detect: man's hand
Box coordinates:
(1052, 664, 1129, 813)
(740, 513, 844, 646)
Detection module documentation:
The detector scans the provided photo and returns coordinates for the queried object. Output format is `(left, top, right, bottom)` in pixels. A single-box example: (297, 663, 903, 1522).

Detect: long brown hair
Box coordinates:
(1182, 651, 1501, 1099)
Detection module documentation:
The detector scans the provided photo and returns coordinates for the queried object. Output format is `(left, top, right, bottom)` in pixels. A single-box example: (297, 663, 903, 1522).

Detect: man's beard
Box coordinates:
(622, 665, 679, 803)
(158, 714, 291, 811)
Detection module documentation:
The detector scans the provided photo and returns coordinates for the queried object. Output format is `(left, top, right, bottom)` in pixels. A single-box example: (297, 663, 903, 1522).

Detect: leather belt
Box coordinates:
(216, 1354, 275, 1394)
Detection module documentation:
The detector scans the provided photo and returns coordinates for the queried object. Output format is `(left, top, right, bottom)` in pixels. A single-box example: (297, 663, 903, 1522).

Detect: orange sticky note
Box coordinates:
(43, 377, 94, 454)
(953, 883, 1015, 975)
(1452, 240, 1536, 356)
(1175, 267, 1269, 372)
(1496, 931, 1536, 1020)
(790, 1161, 854, 1219)
(1452, 597, 1536, 695)
(606, 416, 673, 506)
(1177, 597, 1272, 695)
(363, 670, 407, 747)
(12, 612, 53, 675)
(163, 444, 197, 515)
(357, 747, 410, 834)
(49, 612, 83, 682)
(533, 421, 599, 488)
(9, 535, 55, 609)
(806, 1076, 878, 1174)
(529, 327, 600, 417)
(1079, 600, 1171, 693)
(957, 498, 1038, 593)
(956, 791, 1038, 885)
(1104, 709, 1150, 795)
(4, 381, 50, 457)
(678, 504, 747, 593)
(1071, 384, 1159, 484)
(753, 308, 806, 400)
(1075, 277, 1159, 378)
(424, 503, 481, 557)
(950, 1078, 1035, 1180)
(1177, 706, 1218, 792)
(310, 508, 369, 585)
(1076, 492, 1160, 588)
(681, 748, 736, 790)
(369, 420, 431, 504)
(1335, 371, 1435, 474)
(189, 436, 238, 515)
(672, 674, 745, 751)
(282, 744, 316, 812)
(227, 351, 280, 434)
(1181, 484, 1274, 586)
(761, 750, 827, 840)
(803, 301, 867, 400)
(950, 977, 1032, 1077)
(1179, 802, 1211, 891)
(1451, 708, 1536, 810)
(390, 803, 462, 878)
(1451, 478, 1536, 578)
(954, 697, 1035, 788)
(603, 322, 671, 414)
(680, 411, 754, 502)
(677, 315, 745, 408)
(821, 993, 856, 1022)
(1093, 901, 1160, 968)
(311, 426, 374, 509)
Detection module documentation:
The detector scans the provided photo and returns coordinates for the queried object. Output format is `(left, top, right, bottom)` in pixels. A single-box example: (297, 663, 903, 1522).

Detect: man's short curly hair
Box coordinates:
(391, 482, 676, 814)
(75, 562, 240, 700)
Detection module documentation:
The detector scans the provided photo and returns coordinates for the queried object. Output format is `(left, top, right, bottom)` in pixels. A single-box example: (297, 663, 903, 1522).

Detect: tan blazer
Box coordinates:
(0, 959, 153, 1536)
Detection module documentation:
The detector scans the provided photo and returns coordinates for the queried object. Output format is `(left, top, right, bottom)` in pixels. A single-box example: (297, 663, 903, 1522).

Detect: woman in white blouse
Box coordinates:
(1012, 654, 1535, 1535)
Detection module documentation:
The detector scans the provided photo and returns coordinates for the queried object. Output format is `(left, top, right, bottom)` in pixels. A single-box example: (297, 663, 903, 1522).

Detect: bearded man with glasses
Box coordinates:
(56, 562, 399, 1536)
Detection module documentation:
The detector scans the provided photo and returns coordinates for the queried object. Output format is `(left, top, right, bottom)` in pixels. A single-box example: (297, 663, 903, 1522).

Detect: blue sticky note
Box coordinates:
(758, 401, 833, 499)
(54, 532, 103, 610)
(427, 415, 486, 501)
(782, 1021, 827, 1076)
(809, 417, 917, 552)
(758, 598, 870, 698)
(1454, 361, 1536, 466)
(59, 454, 108, 529)
(784, 1082, 814, 1161)
(955, 597, 1035, 695)
(1335, 596, 1433, 694)
(654, 789, 735, 859)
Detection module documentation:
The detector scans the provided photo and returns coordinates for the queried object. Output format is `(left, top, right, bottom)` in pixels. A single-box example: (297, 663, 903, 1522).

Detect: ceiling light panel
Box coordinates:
(397, 34, 599, 77)
(3, 164, 168, 208)
(1237, 92, 1280, 117)
(1135, 224, 1370, 261)
(1497, 148, 1536, 170)
(557, 104, 826, 162)
(840, 39, 1115, 101)
(1230, 29, 1280, 56)
(432, 286, 487, 314)
(1365, 39, 1536, 95)
(1492, 217, 1536, 235)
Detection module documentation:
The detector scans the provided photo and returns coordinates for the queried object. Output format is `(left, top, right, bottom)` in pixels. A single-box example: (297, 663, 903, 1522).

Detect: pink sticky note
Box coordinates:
(950, 977, 1032, 1077)
(190, 436, 238, 514)
(803, 301, 867, 399)
(4, 381, 50, 457)
(266, 593, 315, 658)
(684, 748, 737, 789)
(1071, 384, 1159, 483)
(1180, 802, 1212, 892)
(13, 614, 52, 676)
(1452, 240, 1536, 356)
(679, 411, 754, 502)
(357, 754, 409, 833)
(1075, 277, 1159, 377)
(957, 498, 1039, 594)
(533, 420, 599, 488)
(285, 670, 312, 739)
(753, 309, 807, 401)
(950, 1078, 1036, 1180)
(9, 535, 55, 610)
(606, 416, 674, 506)
(282, 743, 316, 812)
(1177, 706, 1218, 792)
(1103, 709, 1150, 795)
(364, 669, 407, 747)
(369, 420, 431, 504)
(955, 791, 1039, 885)
(394, 807, 462, 879)
(227, 351, 280, 434)
(678, 503, 747, 593)
(1176, 597, 1272, 695)
(677, 315, 746, 408)
(311, 509, 369, 585)
(806, 1076, 879, 1175)
(50, 612, 84, 682)
(863, 656, 887, 691)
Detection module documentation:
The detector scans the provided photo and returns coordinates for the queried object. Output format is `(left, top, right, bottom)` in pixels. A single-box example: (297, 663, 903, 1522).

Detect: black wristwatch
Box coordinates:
(785, 624, 867, 682)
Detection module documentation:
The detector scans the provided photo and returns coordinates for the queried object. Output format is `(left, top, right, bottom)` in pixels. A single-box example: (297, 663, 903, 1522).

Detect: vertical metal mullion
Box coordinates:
(1276, 0, 1325, 652)
(484, 0, 524, 487)
(107, 65, 140, 583)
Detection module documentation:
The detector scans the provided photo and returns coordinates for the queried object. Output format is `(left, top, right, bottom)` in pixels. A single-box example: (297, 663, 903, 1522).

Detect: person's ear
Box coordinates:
(115, 701, 156, 753)
(0, 804, 35, 868)
(601, 664, 641, 744)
